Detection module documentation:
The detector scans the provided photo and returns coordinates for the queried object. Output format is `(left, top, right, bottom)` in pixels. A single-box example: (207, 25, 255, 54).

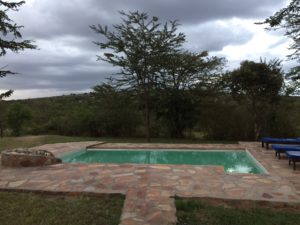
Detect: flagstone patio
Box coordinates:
(0, 141, 300, 225)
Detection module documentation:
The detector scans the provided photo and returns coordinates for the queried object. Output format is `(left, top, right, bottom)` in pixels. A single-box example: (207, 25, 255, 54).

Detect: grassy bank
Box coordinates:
(176, 198, 300, 225)
(0, 192, 124, 225)
(0, 135, 237, 152)
(0, 135, 99, 151)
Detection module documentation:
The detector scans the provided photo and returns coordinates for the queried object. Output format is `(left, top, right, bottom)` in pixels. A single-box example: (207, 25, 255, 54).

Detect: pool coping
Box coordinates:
(57, 147, 244, 158)
(245, 149, 269, 175)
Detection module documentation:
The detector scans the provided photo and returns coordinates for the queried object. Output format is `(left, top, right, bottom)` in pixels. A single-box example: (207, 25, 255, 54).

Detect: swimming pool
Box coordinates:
(60, 149, 266, 174)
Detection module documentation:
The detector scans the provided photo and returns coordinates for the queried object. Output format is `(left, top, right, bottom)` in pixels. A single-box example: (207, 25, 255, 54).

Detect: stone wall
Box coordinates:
(1, 149, 61, 167)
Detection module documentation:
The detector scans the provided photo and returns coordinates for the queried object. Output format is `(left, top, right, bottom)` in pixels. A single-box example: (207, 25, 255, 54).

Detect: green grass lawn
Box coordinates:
(0, 192, 124, 225)
(0, 135, 237, 152)
(0, 135, 99, 152)
(176, 198, 300, 225)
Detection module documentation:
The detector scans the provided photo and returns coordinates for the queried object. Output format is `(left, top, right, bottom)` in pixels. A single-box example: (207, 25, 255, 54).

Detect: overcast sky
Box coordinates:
(0, 0, 294, 99)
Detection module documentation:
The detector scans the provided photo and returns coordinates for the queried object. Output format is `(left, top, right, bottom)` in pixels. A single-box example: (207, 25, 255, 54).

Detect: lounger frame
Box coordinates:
(262, 139, 300, 149)
(288, 158, 300, 170)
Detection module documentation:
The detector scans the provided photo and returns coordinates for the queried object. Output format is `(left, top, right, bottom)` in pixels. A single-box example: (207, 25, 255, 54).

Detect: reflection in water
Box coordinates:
(61, 150, 264, 174)
(227, 165, 252, 173)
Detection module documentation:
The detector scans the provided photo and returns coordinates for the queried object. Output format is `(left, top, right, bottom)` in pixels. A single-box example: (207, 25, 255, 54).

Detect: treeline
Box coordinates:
(0, 87, 300, 141)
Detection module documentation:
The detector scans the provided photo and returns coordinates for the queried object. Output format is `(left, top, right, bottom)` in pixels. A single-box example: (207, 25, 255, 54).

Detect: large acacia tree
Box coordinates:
(91, 11, 185, 141)
(224, 59, 284, 140)
(156, 51, 225, 138)
(259, 0, 300, 90)
(0, 0, 36, 99)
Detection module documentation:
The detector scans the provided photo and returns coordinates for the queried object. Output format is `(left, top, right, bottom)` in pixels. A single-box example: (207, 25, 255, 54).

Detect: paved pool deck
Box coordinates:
(0, 142, 300, 225)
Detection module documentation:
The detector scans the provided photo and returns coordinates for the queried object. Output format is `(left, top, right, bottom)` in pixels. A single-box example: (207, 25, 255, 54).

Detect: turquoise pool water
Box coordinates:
(60, 149, 266, 174)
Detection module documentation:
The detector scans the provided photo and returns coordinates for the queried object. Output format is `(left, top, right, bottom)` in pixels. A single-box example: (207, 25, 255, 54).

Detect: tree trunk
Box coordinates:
(254, 122, 261, 141)
(252, 100, 261, 141)
(145, 86, 151, 143)
(253, 108, 263, 141)
(0, 120, 3, 138)
(145, 98, 150, 142)
(140, 83, 151, 142)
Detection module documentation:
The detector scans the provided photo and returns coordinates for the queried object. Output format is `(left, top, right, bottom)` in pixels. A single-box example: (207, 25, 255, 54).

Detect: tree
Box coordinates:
(156, 51, 225, 138)
(91, 83, 141, 137)
(223, 59, 284, 140)
(90, 11, 185, 141)
(6, 102, 31, 136)
(258, 0, 300, 90)
(0, 0, 36, 99)
(159, 51, 224, 90)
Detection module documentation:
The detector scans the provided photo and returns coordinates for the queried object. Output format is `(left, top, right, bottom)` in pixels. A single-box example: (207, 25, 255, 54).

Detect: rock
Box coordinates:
(1, 148, 61, 167)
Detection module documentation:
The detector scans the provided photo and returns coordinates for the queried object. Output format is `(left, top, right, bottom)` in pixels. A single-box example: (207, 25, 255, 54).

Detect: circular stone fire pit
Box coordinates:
(1, 148, 61, 167)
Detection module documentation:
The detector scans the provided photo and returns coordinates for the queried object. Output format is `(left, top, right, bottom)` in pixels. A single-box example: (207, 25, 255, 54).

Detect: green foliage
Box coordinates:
(196, 96, 253, 140)
(0, 92, 142, 138)
(90, 11, 185, 85)
(57, 106, 95, 136)
(158, 51, 225, 90)
(6, 102, 31, 136)
(222, 59, 284, 140)
(259, 0, 300, 92)
(91, 12, 226, 140)
(21, 94, 96, 136)
(156, 91, 195, 138)
(91, 11, 186, 141)
(91, 84, 141, 137)
(155, 51, 225, 138)
(286, 66, 300, 95)
(261, 0, 299, 60)
(1, 91, 300, 140)
(0, 1, 36, 99)
(225, 60, 283, 101)
(266, 99, 299, 137)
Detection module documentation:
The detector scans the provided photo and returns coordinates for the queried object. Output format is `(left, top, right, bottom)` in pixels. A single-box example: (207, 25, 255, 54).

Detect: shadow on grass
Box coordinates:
(175, 197, 300, 225)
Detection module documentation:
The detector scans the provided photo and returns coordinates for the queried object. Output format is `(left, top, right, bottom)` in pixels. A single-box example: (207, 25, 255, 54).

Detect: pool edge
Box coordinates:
(245, 149, 269, 175)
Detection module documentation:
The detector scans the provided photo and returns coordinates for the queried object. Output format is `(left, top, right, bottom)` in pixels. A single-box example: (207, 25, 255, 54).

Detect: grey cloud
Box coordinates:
(0, 46, 115, 91)
(135, 0, 284, 24)
(0, 64, 114, 91)
(1, 0, 287, 99)
(183, 21, 253, 52)
(11, 0, 120, 40)
(13, 0, 284, 40)
(268, 38, 288, 50)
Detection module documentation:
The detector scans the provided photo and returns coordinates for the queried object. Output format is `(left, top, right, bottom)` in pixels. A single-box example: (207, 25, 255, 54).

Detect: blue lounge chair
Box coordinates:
(286, 151, 300, 170)
(261, 137, 300, 149)
(271, 144, 300, 159)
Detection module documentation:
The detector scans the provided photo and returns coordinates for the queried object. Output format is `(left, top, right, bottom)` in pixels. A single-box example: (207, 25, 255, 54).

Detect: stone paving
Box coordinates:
(0, 141, 300, 225)
(88, 142, 243, 150)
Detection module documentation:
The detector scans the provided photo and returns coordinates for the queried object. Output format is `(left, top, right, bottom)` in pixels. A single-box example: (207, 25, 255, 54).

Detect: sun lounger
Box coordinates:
(286, 151, 300, 170)
(261, 137, 300, 149)
(271, 144, 300, 159)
